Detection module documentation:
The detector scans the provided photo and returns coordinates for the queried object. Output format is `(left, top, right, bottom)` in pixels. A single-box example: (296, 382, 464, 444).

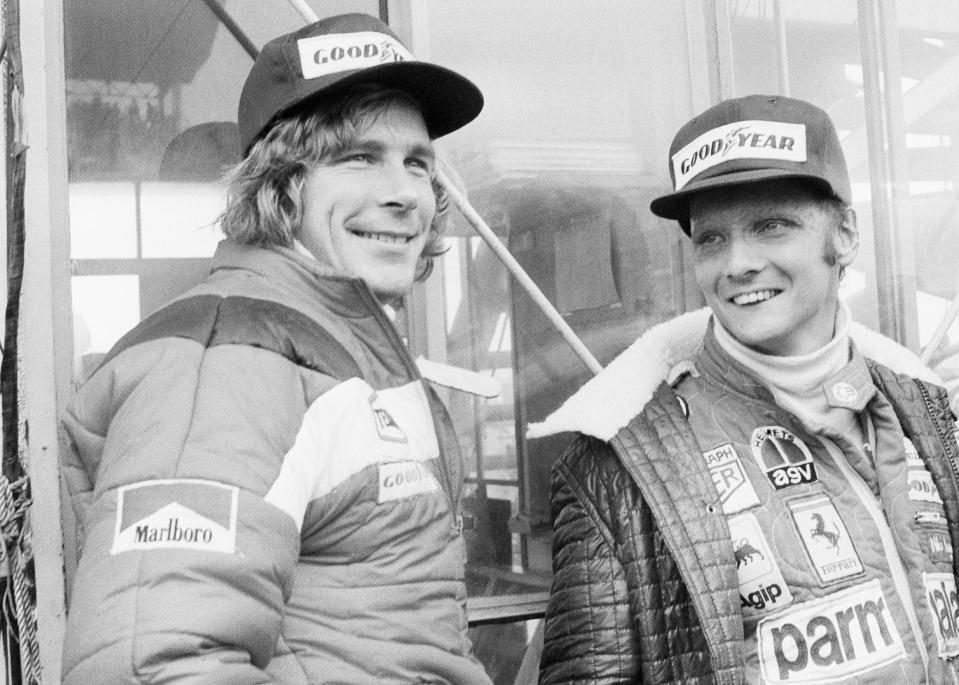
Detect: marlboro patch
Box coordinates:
(112, 479, 238, 554)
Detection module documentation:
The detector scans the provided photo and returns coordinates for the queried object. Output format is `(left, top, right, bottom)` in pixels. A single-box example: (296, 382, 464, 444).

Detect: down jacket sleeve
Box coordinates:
(59, 308, 329, 684)
(539, 436, 642, 684)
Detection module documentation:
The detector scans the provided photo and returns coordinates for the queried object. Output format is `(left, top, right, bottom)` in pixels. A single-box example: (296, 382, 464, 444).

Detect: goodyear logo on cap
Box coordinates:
(298, 31, 414, 81)
(671, 120, 807, 190)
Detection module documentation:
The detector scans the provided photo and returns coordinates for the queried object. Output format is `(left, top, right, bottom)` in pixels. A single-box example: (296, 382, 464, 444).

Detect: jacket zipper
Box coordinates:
(818, 435, 929, 683)
(916, 381, 959, 497)
(354, 282, 462, 534)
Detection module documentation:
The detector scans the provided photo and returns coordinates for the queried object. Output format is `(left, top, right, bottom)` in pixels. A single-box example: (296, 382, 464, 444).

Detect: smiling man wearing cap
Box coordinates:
(536, 95, 959, 683)
(60, 13, 492, 685)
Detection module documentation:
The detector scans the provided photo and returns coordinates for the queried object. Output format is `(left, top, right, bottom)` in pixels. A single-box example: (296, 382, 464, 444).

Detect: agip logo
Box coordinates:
(751, 426, 818, 490)
(728, 513, 792, 614)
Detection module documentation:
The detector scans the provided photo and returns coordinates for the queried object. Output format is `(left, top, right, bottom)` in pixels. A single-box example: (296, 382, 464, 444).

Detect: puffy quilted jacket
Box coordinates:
(60, 240, 492, 684)
(531, 310, 959, 685)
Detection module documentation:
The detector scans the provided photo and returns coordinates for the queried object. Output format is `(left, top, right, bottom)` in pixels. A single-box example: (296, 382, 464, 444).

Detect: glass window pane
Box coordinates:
(69, 182, 137, 259)
(140, 182, 225, 258)
(894, 2, 959, 352)
(420, 4, 707, 659)
(71, 274, 140, 377)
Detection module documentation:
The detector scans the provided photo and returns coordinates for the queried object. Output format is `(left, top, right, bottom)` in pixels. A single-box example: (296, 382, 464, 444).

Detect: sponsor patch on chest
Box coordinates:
(908, 469, 944, 504)
(787, 494, 863, 585)
(112, 479, 238, 554)
(751, 426, 818, 490)
(757, 579, 905, 683)
(377, 461, 440, 503)
(368, 392, 409, 444)
(702, 443, 761, 514)
(728, 512, 793, 613)
(924, 572, 959, 658)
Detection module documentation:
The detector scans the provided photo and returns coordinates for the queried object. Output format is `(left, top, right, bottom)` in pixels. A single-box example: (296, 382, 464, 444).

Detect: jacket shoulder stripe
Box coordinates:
(99, 294, 361, 377)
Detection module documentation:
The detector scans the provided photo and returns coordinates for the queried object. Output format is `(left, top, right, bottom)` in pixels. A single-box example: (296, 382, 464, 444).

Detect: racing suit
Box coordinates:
(60, 239, 492, 684)
(533, 309, 959, 684)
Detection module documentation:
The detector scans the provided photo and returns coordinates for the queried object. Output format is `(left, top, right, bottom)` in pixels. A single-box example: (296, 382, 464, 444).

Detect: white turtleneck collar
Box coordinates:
(712, 302, 870, 436)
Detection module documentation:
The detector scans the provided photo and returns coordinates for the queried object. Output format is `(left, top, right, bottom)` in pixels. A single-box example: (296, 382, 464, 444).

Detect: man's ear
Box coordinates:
(834, 206, 859, 268)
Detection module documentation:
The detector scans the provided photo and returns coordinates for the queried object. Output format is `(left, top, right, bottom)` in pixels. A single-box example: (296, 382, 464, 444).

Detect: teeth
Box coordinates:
(732, 289, 778, 305)
(355, 231, 411, 244)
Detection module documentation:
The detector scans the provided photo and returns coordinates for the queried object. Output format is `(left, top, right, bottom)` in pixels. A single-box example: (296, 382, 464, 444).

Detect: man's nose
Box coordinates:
(376, 161, 420, 211)
(724, 236, 764, 279)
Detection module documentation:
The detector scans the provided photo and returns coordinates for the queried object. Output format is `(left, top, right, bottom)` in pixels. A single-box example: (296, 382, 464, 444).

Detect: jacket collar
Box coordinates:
(528, 308, 942, 441)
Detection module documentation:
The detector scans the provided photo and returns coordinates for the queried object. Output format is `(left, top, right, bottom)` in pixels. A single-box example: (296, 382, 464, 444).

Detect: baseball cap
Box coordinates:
(649, 94, 851, 233)
(238, 13, 484, 153)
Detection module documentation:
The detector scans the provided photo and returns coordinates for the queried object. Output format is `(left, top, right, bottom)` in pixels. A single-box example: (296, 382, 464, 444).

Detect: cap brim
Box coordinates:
(277, 61, 483, 141)
(649, 168, 837, 229)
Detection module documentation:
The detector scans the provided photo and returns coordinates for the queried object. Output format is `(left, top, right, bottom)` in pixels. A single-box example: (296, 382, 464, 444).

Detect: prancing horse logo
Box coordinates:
(810, 513, 840, 551)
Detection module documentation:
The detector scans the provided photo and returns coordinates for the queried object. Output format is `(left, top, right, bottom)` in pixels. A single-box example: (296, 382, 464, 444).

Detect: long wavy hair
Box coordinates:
(219, 87, 449, 281)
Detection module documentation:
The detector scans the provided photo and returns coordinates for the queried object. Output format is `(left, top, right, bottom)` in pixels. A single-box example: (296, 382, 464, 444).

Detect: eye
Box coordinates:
(406, 156, 431, 173)
(758, 220, 787, 234)
(692, 231, 724, 249)
(342, 152, 372, 164)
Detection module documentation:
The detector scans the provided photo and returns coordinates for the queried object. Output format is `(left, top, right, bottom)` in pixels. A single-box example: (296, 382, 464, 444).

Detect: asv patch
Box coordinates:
(787, 494, 863, 585)
(908, 469, 944, 505)
(924, 572, 959, 657)
(377, 461, 439, 503)
(728, 513, 793, 614)
(112, 479, 238, 554)
(757, 579, 905, 683)
(369, 392, 408, 444)
(702, 443, 761, 515)
(751, 426, 817, 490)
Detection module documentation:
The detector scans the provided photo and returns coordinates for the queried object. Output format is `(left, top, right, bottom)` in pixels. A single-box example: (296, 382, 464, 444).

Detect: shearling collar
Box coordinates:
(527, 308, 943, 441)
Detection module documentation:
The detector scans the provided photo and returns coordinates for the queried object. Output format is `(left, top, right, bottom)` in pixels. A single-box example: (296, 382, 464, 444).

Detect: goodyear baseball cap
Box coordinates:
(649, 94, 851, 233)
(238, 13, 484, 153)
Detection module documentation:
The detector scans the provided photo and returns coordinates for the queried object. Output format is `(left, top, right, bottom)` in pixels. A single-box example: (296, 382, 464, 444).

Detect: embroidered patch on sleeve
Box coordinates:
(377, 461, 440, 503)
(111, 479, 239, 554)
(923, 572, 959, 658)
(757, 579, 905, 683)
(787, 494, 863, 585)
(728, 512, 793, 614)
(702, 443, 761, 514)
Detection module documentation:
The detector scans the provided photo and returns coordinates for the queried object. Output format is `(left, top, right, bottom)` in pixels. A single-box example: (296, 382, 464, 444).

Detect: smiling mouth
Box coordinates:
(731, 289, 781, 306)
(350, 230, 416, 245)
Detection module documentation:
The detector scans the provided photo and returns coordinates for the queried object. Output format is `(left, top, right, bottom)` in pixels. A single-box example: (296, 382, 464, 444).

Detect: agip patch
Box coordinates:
(728, 512, 792, 614)
(112, 479, 238, 554)
(702, 443, 761, 515)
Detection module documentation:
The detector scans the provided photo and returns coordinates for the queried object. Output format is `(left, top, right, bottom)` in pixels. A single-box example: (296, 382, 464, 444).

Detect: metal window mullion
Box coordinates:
(858, 0, 919, 350)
